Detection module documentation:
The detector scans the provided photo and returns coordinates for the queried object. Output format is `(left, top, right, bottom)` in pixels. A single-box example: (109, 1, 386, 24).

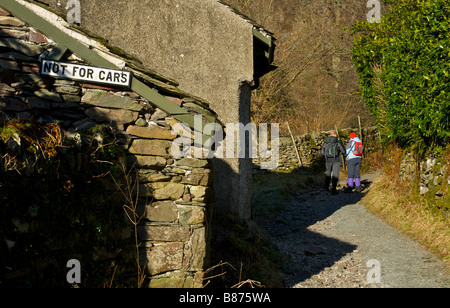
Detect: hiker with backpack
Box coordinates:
(344, 131, 364, 193)
(321, 130, 345, 195)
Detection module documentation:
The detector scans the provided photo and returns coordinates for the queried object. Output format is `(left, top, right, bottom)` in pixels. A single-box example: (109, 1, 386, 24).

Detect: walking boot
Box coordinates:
(324, 176, 331, 192)
(343, 185, 354, 193)
(331, 186, 338, 195)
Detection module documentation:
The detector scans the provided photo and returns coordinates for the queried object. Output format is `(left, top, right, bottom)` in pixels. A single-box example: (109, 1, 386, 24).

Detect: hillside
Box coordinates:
(222, 0, 376, 135)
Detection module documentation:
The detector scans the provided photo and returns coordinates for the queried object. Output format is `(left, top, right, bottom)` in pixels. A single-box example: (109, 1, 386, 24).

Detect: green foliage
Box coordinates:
(351, 0, 450, 154)
(0, 127, 18, 143)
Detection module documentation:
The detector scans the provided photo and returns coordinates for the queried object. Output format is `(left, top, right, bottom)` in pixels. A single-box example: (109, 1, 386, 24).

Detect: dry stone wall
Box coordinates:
(0, 7, 215, 287)
(400, 152, 450, 217)
(253, 127, 380, 172)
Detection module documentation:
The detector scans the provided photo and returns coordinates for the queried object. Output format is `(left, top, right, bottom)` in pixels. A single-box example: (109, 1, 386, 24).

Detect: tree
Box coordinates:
(223, 0, 373, 135)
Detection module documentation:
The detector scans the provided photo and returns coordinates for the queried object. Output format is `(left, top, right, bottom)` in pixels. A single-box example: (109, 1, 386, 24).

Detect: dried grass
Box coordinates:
(362, 143, 449, 265)
(363, 175, 450, 266)
(5, 121, 63, 159)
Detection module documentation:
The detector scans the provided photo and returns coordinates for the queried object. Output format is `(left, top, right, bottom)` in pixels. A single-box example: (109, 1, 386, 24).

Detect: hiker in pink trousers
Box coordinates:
(344, 132, 364, 193)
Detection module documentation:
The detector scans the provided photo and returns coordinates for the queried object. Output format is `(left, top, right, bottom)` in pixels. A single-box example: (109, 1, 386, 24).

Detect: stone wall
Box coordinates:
(0, 7, 215, 287)
(253, 127, 380, 172)
(400, 152, 450, 217)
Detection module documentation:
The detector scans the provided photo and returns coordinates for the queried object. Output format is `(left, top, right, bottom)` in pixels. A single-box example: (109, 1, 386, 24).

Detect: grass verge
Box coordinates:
(361, 145, 449, 266)
(252, 168, 324, 223)
(363, 175, 449, 265)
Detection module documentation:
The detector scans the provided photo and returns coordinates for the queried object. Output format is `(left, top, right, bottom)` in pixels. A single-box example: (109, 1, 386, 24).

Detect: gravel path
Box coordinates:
(262, 171, 450, 288)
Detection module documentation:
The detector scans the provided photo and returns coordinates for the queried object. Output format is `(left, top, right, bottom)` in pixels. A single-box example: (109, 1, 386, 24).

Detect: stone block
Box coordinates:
(0, 16, 25, 27)
(154, 183, 185, 200)
(0, 97, 29, 111)
(147, 272, 203, 288)
(182, 102, 215, 118)
(420, 186, 429, 195)
(34, 89, 62, 102)
(178, 205, 205, 225)
(165, 96, 183, 106)
(0, 59, 20, 71)
(144, 242, 184, 275)
(82, 83, 120, 91)
(26, 96, 52, 109)
(136, 170, 171, 183)
(0, 83, 15, 97)
(180, 172, 204, 186)
(85, 107, 139, 125)
(183, 227, 208, 271)
(21, 62, 40, 74)
(81, 90, 143, 112)
(50, 101, 81, 109)
(139, 225, 190, 242)
(0, 29, 28, 40)
(139, 182, 185, 200)
(145, 201, 178, 223)
(181, 168, 212, 186)
(127, 155, 167, 169)
(176, 158, 209, 168)
(150, 108, 168, 121)
(126, 124, 176, 140)
(0, 8, 10, 16)
(55, 85, 81, 95)
(190, 186, 213, 202)
(134, 118, 147, 127)
(0, 38, 44, 58)
(28, 29, 49, 44)
(61, 94, 81, 104)
(433, 175, 442, 186)
(14, 73, 49, 88)
(129, 139, 173, 157)
(147, 276, 195, 288)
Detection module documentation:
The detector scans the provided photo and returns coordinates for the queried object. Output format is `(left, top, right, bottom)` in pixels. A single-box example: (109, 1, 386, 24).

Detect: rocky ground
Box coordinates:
(262, 171, 450, 288)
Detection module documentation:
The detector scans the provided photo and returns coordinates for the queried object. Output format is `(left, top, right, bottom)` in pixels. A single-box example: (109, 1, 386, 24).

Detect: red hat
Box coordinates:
(349, 132, 357, 139)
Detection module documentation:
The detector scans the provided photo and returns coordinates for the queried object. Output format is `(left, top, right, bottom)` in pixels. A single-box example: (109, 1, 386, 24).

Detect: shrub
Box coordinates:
(351, 0, 450, 154)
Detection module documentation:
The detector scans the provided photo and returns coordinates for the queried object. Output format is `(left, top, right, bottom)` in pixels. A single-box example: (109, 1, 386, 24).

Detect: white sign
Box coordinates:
(40, 59, 132, 88)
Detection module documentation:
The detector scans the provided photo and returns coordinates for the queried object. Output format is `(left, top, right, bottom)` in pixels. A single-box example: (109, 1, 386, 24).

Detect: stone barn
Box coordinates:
(0, 0, 275, 287)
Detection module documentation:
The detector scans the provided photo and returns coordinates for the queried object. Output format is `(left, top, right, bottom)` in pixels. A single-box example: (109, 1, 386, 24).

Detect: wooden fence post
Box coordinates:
(286, 122, 302, 168)
(335, 125, 346, 170)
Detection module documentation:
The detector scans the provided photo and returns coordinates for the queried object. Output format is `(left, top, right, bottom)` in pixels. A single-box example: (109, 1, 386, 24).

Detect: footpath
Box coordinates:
(262, 171, 450, 288)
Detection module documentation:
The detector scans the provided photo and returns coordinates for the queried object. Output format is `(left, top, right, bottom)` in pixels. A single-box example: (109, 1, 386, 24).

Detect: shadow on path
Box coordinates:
(261, 174, 374, 287)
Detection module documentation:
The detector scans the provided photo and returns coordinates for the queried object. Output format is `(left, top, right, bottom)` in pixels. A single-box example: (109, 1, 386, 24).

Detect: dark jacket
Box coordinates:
(321, 136, 345, 163)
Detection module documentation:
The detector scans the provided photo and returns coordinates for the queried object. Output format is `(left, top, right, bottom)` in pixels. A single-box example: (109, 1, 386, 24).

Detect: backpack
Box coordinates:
(324, 139, 339, 158)
(351, 141, 364, 156)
